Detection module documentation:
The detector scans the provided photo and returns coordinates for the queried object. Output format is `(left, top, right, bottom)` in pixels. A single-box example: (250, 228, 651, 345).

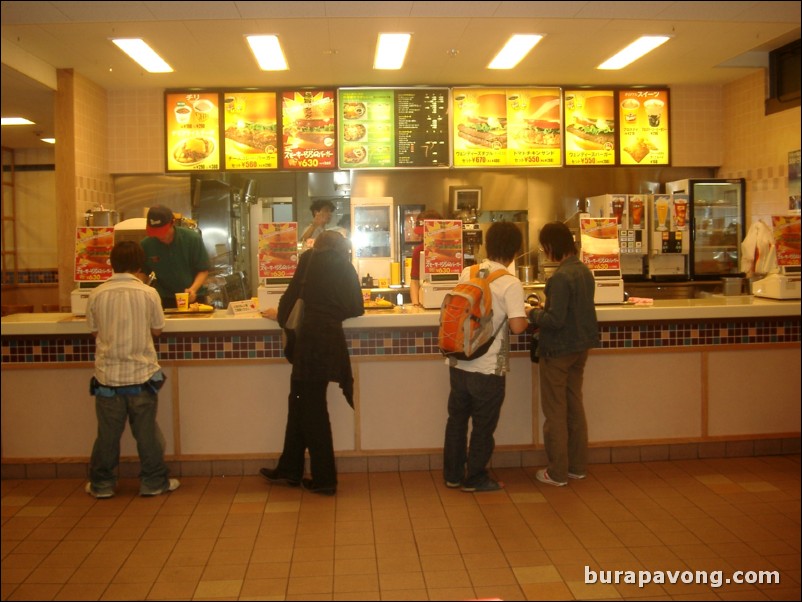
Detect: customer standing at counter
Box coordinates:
(141, 205, 211, 309)
(443, 221, 528, 492)
(526, 221, 599, 487)
(409, 209, 443, 306)
(85, 241, 178, 498)
(260, 231, 364, 495)
(300, 199, 336, 250)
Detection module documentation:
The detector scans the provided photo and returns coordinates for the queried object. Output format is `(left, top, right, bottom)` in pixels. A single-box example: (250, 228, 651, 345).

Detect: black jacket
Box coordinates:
(277, 248, 364, 406)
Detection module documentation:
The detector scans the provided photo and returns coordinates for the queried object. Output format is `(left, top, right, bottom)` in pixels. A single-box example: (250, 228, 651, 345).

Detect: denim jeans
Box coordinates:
(89, 389, 169, 495)
(443, 367, 505, 487)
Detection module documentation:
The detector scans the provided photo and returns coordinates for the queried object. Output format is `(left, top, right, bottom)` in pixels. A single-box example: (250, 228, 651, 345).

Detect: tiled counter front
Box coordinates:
(2, 302, 800, 478)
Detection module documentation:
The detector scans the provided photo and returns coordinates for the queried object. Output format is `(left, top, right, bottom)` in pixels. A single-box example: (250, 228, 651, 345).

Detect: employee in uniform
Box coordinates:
(300, 199, 336, 250)
(141, 205, 211, 309)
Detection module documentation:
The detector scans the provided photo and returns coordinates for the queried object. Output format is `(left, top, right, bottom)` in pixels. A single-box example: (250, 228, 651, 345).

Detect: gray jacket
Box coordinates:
(530, 255, 599, 358)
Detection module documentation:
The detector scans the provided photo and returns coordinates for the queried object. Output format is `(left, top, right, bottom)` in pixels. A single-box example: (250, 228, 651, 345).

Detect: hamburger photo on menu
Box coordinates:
(457, 93, 507, 150)
(566, 95, 615, 151)
(516, 94, 561, 148)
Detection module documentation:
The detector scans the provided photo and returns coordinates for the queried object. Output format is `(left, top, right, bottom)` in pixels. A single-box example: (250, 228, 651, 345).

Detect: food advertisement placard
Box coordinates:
(423, 219, 463, 275)
(337, 88, 449, 169)
(223, 92, 278, 170)
(453, 88, 561, 167)
(282, 90, 336, 170)
(618, 89, 670, 165)
(258, 222, 299, 279)
(771, 215, 801, 266)
(74, 227, 114, 281)
(579, 218, 620, 271)
(165, 92, 221, 171)
(564, 90, 615, 166)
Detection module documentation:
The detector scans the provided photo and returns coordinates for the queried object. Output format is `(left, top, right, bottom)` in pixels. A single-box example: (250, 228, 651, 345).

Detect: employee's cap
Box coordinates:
(146, 205, 175, 237)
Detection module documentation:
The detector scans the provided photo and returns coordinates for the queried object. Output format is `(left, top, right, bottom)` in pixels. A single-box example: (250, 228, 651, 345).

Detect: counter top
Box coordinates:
(2, 296, 799, 336)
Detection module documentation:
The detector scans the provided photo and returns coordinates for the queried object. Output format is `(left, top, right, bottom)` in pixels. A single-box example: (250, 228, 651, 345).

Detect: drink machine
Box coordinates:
(585, 194, 649, 279)
(648, 194, 690, 280)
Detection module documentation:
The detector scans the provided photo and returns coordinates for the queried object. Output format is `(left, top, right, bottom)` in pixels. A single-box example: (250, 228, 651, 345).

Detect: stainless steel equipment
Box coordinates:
(648, 194, 690, 280)
(585, 194, 649, 280)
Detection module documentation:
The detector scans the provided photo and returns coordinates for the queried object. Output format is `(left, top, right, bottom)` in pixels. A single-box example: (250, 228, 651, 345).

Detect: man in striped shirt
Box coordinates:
(85, 241, 179, 498)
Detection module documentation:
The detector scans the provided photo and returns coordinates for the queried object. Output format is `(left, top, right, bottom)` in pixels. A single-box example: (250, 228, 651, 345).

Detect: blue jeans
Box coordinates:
(443, 367, 505, 487)
(89, 389, 170, 495)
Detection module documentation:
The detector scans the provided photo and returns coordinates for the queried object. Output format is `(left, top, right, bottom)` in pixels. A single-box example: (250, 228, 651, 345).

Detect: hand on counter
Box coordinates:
(261, 308, 278, 320)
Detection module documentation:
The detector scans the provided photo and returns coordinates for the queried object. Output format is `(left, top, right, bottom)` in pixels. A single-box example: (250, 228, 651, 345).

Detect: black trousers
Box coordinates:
(276, 379, 337, 487)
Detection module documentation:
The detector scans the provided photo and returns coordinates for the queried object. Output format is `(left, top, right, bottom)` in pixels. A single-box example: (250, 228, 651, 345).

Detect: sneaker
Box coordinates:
(536, 469, 567, 487)
(301, 478, 336, 496)
(260, 467, 300, 487)
(84, 482, 114, 499)
(445, 481, 462, 489)
(140, 478, 180, 497)
(568, 472, 586, 480)
(461, 478, 504, 493)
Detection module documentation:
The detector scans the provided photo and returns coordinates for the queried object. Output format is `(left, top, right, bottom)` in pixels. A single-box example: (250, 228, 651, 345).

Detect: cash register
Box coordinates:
(751, 266, 801, 299)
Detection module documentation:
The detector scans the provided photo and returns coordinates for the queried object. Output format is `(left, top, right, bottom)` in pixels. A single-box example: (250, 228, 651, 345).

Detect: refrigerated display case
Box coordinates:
(350, 197, 395, 282)
(666, 178, 746, 280)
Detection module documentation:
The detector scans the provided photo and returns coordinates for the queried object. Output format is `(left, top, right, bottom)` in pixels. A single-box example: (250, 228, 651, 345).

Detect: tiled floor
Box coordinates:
(1, 455, 800, 601)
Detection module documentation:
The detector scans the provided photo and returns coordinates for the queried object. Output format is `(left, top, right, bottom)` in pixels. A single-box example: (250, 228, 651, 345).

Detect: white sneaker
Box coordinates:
(568, 472, 586, 480)
(85, 482, 114, 499)
(536, 469, 567, 487)
(141, 478, 180, 497)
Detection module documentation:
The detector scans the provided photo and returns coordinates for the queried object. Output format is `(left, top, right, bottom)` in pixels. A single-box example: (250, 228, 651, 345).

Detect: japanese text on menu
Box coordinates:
(165, 92, 220, 171)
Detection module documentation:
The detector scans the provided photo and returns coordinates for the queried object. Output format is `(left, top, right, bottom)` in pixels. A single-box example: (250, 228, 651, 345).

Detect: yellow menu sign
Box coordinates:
(165, 92, 221, 171)
(564, 90, 615, 166)
(223, 92, 279, 170)
(618, 89, 670, 165)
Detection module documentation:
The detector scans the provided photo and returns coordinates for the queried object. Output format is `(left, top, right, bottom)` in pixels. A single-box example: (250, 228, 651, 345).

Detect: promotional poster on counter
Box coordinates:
(258, 222, 299, 279)
(564, 90, 615, 166)
(165, 92, 221, 172)
(337, 88, 449, 169)
(618, 89, 670, 165)
(579, 218, 620, 271)
(282, 90, 336, 170)
(74, 227, 114, 281)
(452, 87, 562, 168)
(222, 91, 279, 170)
(423, 220, 463, 275)
(772, 215, 801, 266)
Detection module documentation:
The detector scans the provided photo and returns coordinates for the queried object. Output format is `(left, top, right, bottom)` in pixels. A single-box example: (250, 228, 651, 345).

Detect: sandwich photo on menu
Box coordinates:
(457, 93, 507, 150)
(225, 122, 278, 154)
(517, 95, 561, 147)
(566, 95, 615, 151)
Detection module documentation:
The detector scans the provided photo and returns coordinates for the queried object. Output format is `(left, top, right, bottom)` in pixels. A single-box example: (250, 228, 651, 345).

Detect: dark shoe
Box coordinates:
(260, 467, 300, 487)
(461, 477, 504, 493)
(85, 482, 114, 499)
(301, 478, 336, 496)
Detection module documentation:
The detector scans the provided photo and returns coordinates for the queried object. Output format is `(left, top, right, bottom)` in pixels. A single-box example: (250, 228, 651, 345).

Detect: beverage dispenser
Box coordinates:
(648, 194, 690, 280)
(585, 194, 649, 279)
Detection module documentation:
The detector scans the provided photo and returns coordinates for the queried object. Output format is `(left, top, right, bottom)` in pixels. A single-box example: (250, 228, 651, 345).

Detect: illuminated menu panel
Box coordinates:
(452, 87, 562, 168)
(282, 90, 337, 170)
(564, 90, 616, 166)
(618, 89, 670, 165)
(223, 92, 279, 170)
(337, 88, 449, 169)
(165, 92, 221, 171)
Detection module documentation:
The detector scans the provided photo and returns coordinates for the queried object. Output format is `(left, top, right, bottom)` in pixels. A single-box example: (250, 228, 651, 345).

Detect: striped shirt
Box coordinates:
(86, 273, 165, 386)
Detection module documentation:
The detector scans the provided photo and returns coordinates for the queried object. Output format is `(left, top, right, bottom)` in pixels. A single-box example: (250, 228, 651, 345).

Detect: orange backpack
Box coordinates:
(438, 265, 511, 361)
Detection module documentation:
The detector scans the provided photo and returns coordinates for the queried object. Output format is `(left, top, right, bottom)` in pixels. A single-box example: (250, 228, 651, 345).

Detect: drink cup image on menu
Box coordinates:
(655, 196, 670, 231)
(629, 196, 645, 229)
(673, 198, 688, 230)
(611, 197, 625, 226)
(644, 99, 664, 127)
(174, 103, 192, 124)
(621, 98, 640, 123)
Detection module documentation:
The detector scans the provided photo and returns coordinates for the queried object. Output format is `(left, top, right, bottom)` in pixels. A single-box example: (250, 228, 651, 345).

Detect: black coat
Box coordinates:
(277, 248, 365, 406)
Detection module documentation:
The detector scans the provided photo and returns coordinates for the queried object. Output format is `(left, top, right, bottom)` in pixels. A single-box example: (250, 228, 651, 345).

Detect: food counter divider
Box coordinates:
(2, 298, 800, 476)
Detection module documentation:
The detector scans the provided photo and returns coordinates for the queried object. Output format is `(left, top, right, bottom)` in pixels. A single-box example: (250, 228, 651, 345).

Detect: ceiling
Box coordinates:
(2, 1, 800, 150)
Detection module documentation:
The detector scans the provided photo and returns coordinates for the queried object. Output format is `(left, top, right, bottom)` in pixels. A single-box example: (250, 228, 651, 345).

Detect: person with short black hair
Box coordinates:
(85, 241, 178, 498)
(443, 221, 529, 493)
(527, 221, 599, 487)
(301, 199, 337, 248)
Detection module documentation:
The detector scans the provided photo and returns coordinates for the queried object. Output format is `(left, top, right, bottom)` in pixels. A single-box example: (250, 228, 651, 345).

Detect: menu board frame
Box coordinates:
(337, 87, 450, 170)
(222, 91, 280, 171)
(281, 90, 337, 170)
(165, 91, 223, 172)
(618, 88, 671, 166)
(564, 89, 616, 167)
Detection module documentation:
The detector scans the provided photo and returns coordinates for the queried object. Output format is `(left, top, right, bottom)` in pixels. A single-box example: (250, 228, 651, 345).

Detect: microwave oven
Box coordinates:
(450, 186, 482, 214)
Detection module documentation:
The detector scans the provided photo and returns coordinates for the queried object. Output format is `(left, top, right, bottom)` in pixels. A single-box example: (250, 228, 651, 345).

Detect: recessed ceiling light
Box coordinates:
(374, 33, 411, 70)
(488, 35, 544, 69)
(597, 36, 671, 70)
(1, 117, 35, 126)
(111, 38, 173, 73)
(246, 35, 289, 70)
(41, 138, 56, 144)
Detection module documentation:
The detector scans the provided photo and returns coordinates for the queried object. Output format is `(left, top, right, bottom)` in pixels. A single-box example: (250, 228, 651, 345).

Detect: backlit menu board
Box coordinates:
(618, 89, 670, 165)
(452, 87, 562, 167)
(165, 92, 221, 171)
(223, 92, 279, 170)
(282, 90, 336, 170)
(337, 88, 449, 168)
(564, 90, 616, 166)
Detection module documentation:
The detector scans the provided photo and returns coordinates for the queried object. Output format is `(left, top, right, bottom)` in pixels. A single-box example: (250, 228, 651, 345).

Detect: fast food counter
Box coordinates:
(2, 298, 799, 476)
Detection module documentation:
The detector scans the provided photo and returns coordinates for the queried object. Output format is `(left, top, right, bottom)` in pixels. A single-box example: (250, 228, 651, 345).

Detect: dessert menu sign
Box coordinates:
(282, 90, 336, 170)
(223, 92, 279, 170)
(337, 88, 449, 169)
(258, 222, 299, 279)
(74, 227, 114, 281)
(618, 89, 670, 166)
(165, 92, 221, 171)
(452, 87, 562, 168)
